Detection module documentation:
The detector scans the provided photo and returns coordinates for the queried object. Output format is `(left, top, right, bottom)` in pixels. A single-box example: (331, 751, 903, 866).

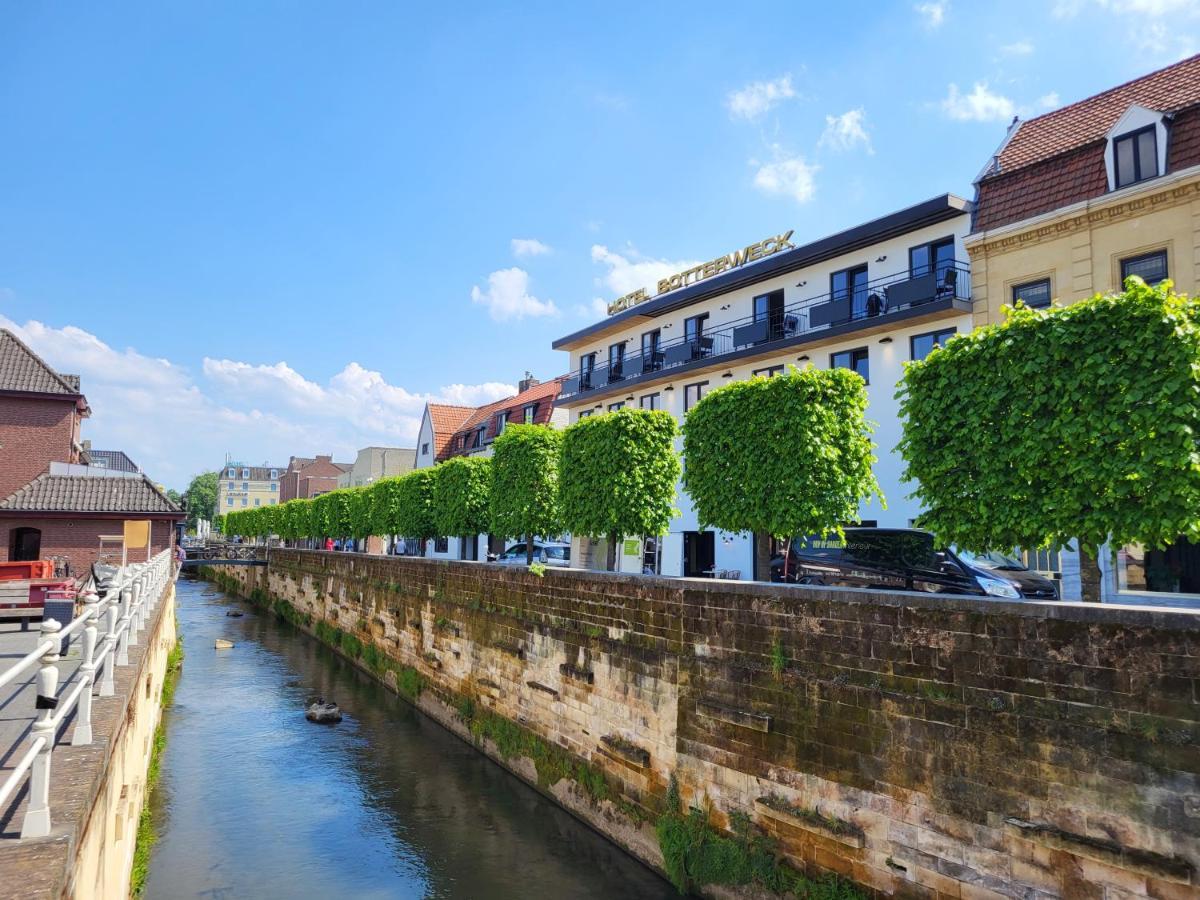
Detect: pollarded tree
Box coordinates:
(559, 408, 680, 571)
(897, 278, 1200, 602)
(347, 486, 374, 545)
(432, 456, 492, 557)
(490, 424, 563, 565)
(391, 469, 438, 556)
(682, 365, 883, 577)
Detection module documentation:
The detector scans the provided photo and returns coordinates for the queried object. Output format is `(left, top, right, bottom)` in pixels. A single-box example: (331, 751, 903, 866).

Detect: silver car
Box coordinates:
(494, 541, 571, 567)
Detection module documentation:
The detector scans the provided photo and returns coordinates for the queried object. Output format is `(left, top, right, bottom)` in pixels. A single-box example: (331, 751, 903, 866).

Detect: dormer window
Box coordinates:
(1114, 126, 1157, 188)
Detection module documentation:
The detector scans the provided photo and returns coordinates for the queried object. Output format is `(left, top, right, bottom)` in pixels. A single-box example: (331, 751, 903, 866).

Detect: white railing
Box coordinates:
(0, 549, 175, 839)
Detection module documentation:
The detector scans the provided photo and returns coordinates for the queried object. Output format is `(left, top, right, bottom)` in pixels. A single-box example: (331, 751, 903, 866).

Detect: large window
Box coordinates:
(685, 313, 708, 343)
(608, 401, 625, 412)
(684, 381, 709, 412)
(640, 392, 660, 410)
(471, 426, 485, 449)
(753, 289, 786, 337)
(641, 329, 661, 372)
(909, 237, 955, 280)
(1121, 249, 1168, 285)
(1011, 278, 1051, 309)
(496, 411, 508, 434)
(434, 537, 448, 554)
(1114, 126, 1158, 189)
(580, 352, 596, 387)
(830, 265, 869, 319)
(523, 403, 538, 424)
(911, 328, 957, 362)
(831, 347, 870, 383)
(608, 342, 626, 380)
(753, 365, 784, 378)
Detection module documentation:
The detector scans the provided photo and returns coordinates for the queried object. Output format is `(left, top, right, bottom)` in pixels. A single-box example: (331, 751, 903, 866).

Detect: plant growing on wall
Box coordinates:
(490, 424, 563, 564)
(897, 278, 1200, 601)
(433, 457, 492, 554)
(559, 408, 680, 570)
(682, 366, 883, 577)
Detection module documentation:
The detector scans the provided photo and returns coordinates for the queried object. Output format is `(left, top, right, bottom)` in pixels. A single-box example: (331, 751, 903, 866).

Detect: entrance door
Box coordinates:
(11, 527, 41, 562)
(683, 531, 716, 578)
(460, 536, 479, 561)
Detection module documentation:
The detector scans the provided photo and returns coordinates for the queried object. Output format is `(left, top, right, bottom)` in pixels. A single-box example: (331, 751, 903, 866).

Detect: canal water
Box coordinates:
(143, 577, 676, 900)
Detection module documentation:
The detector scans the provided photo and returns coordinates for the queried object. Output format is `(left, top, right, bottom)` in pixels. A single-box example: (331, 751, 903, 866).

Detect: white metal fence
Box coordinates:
(0, 549, 174, 839)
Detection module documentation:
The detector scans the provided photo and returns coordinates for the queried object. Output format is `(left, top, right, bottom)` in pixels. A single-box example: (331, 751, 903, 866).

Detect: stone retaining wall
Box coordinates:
(212, 550, 1200, 899)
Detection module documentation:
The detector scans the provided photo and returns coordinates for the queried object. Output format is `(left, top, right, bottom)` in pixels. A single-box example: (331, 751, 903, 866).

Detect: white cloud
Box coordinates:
(818, 109, 873, 154)
(915, 1, 948, 27)
(573, 298, 610, 319)
(940, 82, 1016, 122)
(469, 267, 559, 321)
(999, 39, 1035, 56)
(1056, 0, 1198, 15)
(1136, 20, 1198, 58)
(726, 75, 796, 120)
(590, 245, 701, 297)
(1037, 92, 1061, 110)
(0, 314, 515, 490)
(751, 146, 819, 204)
(510, 237, 551, 258)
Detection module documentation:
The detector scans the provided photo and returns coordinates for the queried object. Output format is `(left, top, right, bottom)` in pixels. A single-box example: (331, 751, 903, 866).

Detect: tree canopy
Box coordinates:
(489, 424, 562, 543)
(183, 471, 218, 531)
(432, 456, 492, 538)
(682, 366, 882, 540)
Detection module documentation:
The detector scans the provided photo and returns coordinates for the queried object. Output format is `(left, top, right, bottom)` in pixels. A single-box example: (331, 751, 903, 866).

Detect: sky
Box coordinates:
(1, 0, 1197, 490)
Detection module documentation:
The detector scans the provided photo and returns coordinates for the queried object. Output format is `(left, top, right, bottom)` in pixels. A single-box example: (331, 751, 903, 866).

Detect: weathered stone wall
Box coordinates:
(213, 551, 1200, 899)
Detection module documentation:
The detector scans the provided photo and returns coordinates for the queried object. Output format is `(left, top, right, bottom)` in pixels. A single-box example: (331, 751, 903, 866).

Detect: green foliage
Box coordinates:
(395, 666, 423, 700)
(489, 424, 563, 543)
(769, 638, 787, 680)
(558, 408, 680, 549)
(391, 469, 438, 547)
(433, 456, 493, 538)
(528, 561, 547, 577)
(683, 367, 882, 541)
(897, 279, 1200, 564)
(183, 471, 218, 530)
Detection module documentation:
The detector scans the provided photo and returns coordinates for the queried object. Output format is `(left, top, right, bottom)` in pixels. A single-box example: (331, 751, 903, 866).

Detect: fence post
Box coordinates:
(21, 618, 62, 838)
(129, 579, 143, 645)
(100, 594, 118, 696)
(72, 599, 100, 745)
(116, 587, 132, 666)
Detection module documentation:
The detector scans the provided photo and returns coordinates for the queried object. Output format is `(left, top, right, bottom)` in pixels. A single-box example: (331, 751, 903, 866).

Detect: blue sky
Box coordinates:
(1, 0, 1196, 489)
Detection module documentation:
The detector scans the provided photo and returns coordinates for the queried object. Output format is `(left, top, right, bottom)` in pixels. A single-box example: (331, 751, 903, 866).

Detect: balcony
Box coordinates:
(559, 261, 972, 399)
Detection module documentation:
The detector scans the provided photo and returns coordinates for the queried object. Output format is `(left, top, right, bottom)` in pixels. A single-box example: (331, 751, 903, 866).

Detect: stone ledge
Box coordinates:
(694, 699, 772, 733)
(754, 798, 865, 849)
(599, 734, 651, 771)
(1004, 817, 1194, 885)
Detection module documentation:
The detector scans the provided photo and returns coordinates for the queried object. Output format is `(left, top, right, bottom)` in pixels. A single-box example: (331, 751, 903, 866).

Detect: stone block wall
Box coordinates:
(214, 551, 1200, 899)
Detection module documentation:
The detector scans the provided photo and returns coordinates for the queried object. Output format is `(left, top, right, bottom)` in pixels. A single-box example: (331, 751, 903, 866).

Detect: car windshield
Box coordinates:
(954, 548, 1027, 571)
(502, 544, 525, 558)
(544, 545, 570, 560)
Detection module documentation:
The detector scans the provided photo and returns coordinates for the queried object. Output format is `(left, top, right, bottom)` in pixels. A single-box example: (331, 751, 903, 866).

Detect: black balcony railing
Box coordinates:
(560, 261, 971, 398)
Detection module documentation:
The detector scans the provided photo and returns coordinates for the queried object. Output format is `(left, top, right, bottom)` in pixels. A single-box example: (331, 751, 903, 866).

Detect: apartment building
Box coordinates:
(216, 460, 284, 513)
(279, 454, 351, 503)
(967, 54, 1200, 601)
(553, 195, 973, 578)
(337, 446, 416, 488)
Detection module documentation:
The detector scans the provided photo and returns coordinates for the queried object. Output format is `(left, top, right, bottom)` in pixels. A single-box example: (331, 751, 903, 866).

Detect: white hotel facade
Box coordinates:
(552, 194, 975, 580)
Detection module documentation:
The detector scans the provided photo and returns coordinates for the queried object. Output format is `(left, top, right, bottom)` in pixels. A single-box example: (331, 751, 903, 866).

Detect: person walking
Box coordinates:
(324, 537, 334, 552)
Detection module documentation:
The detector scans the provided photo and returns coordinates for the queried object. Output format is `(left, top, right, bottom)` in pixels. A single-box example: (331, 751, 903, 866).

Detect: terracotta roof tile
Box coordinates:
(994, 55, 1200, 175)
(0, 329, 81, 396)
(0, 473, 182, 515)
(426, 404, 475, 460)
(441, 378, 565, 460)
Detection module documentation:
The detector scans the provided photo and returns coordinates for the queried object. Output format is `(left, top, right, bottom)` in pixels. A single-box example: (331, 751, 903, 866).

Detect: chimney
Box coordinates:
(518, 371, 539, 393)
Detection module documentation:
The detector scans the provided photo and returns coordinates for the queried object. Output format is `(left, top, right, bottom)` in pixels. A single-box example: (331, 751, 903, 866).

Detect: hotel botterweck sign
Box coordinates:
(607, 230, 795, 316)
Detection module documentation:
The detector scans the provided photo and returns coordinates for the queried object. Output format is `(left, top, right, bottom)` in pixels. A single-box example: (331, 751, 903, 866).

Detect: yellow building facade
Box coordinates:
(216, 462, 283, 515)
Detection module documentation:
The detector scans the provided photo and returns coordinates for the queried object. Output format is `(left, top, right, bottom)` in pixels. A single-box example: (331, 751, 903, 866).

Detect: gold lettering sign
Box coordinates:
(606, 230, 795, 316)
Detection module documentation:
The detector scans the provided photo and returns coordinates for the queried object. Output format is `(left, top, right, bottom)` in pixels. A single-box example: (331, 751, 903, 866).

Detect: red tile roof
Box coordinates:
(426, 404, 475, 460)
(439, 378, 564, 460)
(994, 54, 1200, 175)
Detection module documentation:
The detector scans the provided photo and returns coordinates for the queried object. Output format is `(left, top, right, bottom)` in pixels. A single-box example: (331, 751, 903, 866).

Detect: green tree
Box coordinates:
(559, 408, 680, 570)
(433, 457, 492, 556)
(183, 471, 219, 531)
(682, 366, 883, 577)
(897, 278, 1200, 601)
(391, 469, 438, 556)
(490, 424, 563, 564)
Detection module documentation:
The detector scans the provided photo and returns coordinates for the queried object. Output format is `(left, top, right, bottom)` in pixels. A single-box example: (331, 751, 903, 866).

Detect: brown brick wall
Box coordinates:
(0, 395, 79, 497)
(0, 516, 175, 577)
(217, 551, 1200, 897)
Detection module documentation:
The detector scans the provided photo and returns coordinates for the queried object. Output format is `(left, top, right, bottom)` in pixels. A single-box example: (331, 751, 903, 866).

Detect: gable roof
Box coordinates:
(990, 54, 1200, 176)
(0, 329, 83, 397)
(0, 473, 182, 516)
(441, 378, 565, 460)
(424, 404, 475, 460)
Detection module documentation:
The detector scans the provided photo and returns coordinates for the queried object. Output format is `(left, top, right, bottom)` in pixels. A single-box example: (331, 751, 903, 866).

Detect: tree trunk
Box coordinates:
(1079, 546, 1103, 603)
(526, 532, 534, 565)
(607, 533, 618, 572)
(753, 532, 773, 582)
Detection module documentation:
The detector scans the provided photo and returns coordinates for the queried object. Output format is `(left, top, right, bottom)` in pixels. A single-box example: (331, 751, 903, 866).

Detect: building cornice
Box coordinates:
(965, 165, 1200, 256)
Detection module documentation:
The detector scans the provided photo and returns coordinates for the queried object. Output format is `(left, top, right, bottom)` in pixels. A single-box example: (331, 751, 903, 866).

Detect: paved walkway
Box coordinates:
(0, 620, 84, 838)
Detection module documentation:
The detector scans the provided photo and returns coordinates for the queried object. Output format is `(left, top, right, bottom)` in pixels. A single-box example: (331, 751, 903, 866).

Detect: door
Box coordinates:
(831, 266, 869, 320)
(683, 531, 716, 578)
(11, 527, 41, 562)
(753, 290, 786, 340)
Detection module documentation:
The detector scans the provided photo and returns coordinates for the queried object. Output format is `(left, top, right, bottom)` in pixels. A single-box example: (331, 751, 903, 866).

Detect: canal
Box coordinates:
(143, 577, 676, 899)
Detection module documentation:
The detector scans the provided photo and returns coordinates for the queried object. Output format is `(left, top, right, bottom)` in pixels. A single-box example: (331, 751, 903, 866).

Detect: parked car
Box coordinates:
(493, 541, 572, 567)
(769, 528, 1058, 600)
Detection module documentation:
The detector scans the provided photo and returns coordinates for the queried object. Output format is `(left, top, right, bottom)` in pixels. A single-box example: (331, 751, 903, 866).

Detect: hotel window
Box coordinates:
(227, 497, 233, 506)
(228, 481, 235, 490)
(753, 365, 784, 378)
(753, 289, 786, 337)
(577, 410, 593, 419)
(640, 392, 660, 410)
(434, 537, 448, 553)
(227, 467, 235, 478)
(580, 352, 597, 388)
(241, 497, 248, 506)
(271, 483, 277, 491)
(242, 482, 248, 490)
(684, 381, 709, 412)
(1120, 249, 1168, 285)
(270, 469, 278, 480)
(241, 468, 250, 479)
(608, 401, 625, 412)
(496, 411, 508, 434)
(1114, 125, 1158, 189)
(641, 329, 661, 372)
(270, 498, 276, 504)
(831, 347, 870, 384)
(830, 266, 869, 319)
(1011, 278, 1051, 309)
(608, 342, 626, 380)
(684, 313, 709, 345)
(911, 328, 957, 362)
(254, 498, 261, 507)
(909, 237, 955, 280)
(523, 403, 537, 424)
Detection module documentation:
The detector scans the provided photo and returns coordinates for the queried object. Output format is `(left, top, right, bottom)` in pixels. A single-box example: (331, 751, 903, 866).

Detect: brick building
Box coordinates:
(0, 329, 183, 575)
(278, 454, 352, 503)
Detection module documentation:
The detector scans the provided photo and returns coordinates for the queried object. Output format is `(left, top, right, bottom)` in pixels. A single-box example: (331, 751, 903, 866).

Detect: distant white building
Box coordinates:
(337, 446, 415, 489)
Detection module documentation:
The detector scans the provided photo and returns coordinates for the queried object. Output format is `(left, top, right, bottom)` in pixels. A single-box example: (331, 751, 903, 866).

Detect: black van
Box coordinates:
(769, 528, 1059, 600)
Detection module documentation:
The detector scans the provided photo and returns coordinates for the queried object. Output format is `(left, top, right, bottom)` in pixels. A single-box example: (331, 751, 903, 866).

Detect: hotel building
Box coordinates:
(552, 195, 974, 579)
(216, 460, 284, 513)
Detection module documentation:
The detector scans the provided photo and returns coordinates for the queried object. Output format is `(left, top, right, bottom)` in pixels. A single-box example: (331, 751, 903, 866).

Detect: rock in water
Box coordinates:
(214, 639, 234, 650)
(305, 699, 342, 724)
(225, 610, 244, 618)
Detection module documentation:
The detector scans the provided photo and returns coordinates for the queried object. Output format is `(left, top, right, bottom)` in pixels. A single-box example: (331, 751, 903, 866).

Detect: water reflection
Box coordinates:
(143, 577, 675, 900)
